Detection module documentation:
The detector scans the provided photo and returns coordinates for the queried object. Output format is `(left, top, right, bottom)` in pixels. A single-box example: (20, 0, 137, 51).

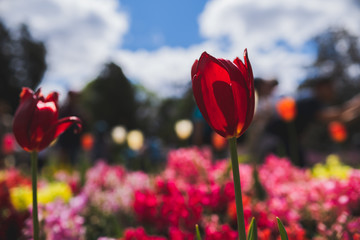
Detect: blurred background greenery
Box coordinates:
(1, 19, 360, 171)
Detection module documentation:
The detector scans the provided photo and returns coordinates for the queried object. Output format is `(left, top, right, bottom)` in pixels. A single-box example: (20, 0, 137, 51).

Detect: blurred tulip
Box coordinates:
(174, 119, 193, 140)
(328, 121, 347, 143)
(127, 130, 144, 151)
(211, 131, 227, 151)
(2, 133, 16, 155)
(191, 49, 254, 138)
(276, 97, 296, 122)
(227, 196, 251, 222)
(12, 88, 82, 152)
(81, 133, 94, 151)
(111, 126, 127, 145)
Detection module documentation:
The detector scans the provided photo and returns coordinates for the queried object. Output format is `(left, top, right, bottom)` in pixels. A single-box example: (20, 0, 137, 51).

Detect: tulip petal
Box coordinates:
(45, 92, 59, 104)
(193, 52, 238, 137)
(19, 88, 35, 104)
(35, 88, 44, 100)
(217, 58, 251, 137)
(191, 59, 199, 79)
(212, 81, 238, 134)
(29, 101, 59, 147)
(13, 90, 38, 151)
(232, 80, 250, 136)
(233, 50, 255, 135)
(233, 49, 253, 93)
(221, 58, 251, 136)
(38, 116, 82, 151)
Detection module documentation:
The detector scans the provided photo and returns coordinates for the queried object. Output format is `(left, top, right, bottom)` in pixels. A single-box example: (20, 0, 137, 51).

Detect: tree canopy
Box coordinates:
(0, 21, 46, 112)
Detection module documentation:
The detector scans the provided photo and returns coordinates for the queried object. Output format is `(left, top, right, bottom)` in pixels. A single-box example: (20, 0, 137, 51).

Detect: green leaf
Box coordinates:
(276, 217, 289, 240)
(247, 217, 257, 240)
(195, 224, 202, 240)
(253, 166, 267, 200)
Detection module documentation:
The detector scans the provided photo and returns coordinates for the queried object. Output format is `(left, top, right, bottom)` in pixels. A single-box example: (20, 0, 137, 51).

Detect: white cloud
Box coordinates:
(196, 0, 360, 93)
(0, 0, 128, 97)
(114, 41, 220, 97)
(115, 0, 360, 97)
(0, 0, 359, 98)
(199, 0, 359, 49)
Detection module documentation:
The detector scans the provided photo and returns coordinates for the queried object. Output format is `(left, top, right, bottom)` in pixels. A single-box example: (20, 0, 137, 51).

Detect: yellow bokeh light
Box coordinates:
(127, 130, 144, 151)
(174, 119, 193, 140)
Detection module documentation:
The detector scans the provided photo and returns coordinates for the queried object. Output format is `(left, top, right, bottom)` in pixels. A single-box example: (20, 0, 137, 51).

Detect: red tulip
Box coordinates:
(13, 88, 82, 152)
(191, 49, 254, 138)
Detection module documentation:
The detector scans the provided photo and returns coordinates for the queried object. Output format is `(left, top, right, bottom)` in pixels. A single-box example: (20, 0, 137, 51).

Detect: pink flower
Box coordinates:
(1, 133, 17, 154)
(121, 227, 166, 240)
(133, 190, 158, 223)
(24, 196, 87, 240)
(204, 223, 238, 240)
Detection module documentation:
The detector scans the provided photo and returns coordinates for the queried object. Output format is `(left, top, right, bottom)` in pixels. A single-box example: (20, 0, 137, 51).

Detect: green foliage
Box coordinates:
(195, 224, 202, 240)
(81, 63, 137, 130)
(247, 217, 257, 240)
(277, 217, 289, 240)
(80, 62, 196, 147)
(303, 28, 360, 99)
(253, 167, 267, 201)
(84, 206, 129, 240)
(156, 86, 196, 143)
(300, 28, 360, 151)
(0, 21, 46, 112)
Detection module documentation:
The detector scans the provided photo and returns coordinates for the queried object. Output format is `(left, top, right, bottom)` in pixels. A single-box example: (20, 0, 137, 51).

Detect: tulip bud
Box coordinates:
(13, 88, 82, 152)
(191, 49, 255, 138)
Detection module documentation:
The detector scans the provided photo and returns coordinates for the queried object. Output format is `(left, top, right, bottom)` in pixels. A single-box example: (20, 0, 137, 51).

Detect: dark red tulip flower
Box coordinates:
(191, 49, 255, 138)
(13, 88, 82, 152)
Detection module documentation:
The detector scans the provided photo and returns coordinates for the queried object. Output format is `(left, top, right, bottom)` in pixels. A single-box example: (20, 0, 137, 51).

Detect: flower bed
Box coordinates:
(1, 147, 360, 239)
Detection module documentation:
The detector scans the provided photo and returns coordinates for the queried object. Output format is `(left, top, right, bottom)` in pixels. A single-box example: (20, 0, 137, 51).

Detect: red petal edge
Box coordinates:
(37, 116, 82, 151)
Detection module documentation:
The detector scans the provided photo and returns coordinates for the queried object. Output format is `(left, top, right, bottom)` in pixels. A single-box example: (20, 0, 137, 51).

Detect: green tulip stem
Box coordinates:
(229, 137, 246, 240)
(31, 151, 39, 240)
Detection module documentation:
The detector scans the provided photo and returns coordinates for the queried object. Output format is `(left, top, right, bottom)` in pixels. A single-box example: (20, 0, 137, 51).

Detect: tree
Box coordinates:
(305, 28, 360, 101)
(301, 28, 360, 152)
(81, 63, 138, 130)
(156, 86, 196, 143)
(0, 21, 46, 112)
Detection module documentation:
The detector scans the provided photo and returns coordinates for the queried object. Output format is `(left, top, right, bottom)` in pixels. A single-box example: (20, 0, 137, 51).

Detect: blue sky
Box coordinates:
(121, 0, 207, 50)
(0, 0, 359, 98)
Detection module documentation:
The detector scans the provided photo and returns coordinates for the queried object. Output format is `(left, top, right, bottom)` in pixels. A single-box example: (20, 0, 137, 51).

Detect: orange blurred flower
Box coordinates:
(81, 133, 94, 151)
(211, 131, 227, 151)
(227, 195, 251, 221)
(276, 97, 297, 122)
(328, 121, 347, 143)
(353, 233, 360, 240)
